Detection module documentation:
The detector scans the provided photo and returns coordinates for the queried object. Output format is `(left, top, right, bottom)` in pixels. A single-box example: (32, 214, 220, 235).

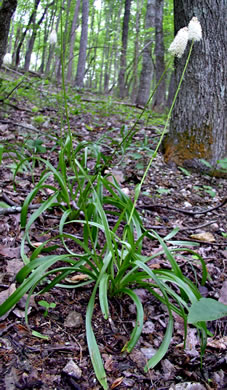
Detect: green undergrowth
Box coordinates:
(0, 138, 227, 390)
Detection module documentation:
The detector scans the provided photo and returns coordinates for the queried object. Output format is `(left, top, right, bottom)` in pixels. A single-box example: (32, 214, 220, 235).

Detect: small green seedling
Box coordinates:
(32, 115, 46, 125)
(26, 139, 46, 154)
(217, 158, 227, 172)
(178, 166, 191, 176)
(38, 300, 56, 317)
(156, 187, 171, 195)
(32, 330, 49, 340)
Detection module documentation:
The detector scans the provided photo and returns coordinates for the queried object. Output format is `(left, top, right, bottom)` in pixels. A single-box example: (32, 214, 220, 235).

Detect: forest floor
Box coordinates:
(0, 69, 226, 390)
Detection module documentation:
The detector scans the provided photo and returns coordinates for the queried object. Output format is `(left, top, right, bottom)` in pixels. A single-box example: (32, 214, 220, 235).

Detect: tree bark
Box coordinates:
(164, 0, 227, 176)
(166, 71, 175, 108)
(152, 0, 165, 112)
(0, 0, 17, 68)
(75, 0, 89, 88)
(117, 0, 132, 99)
(136, 0, 155, 106)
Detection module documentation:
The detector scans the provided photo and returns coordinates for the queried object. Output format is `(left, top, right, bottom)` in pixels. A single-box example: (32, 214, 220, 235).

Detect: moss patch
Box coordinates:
(164, 126, 213, 165)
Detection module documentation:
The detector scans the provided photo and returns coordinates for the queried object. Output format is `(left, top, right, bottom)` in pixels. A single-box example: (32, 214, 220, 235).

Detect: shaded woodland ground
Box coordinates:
(0, 69, 226, 390)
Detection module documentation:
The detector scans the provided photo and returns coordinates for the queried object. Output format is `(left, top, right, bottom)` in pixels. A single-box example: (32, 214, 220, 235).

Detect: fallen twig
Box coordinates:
(0, 203, 40, 215)
(140, 197, 227, 215)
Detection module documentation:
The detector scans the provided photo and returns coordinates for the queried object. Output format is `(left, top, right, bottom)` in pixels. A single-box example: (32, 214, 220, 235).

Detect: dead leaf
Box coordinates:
(142, 320, 155, 334)
(218, 280, 227, 304)
(69, 273, 90, 282)
(190, 232, 215, 242)
(0, 283, 16, 320)
(0, 246, 21, 259)
(62, 359, 82, 379)
(104, 355, 114, 371)
(207, 336, 227, 350)
(110, 377, 124, 389)
(6, 258, 24, 276)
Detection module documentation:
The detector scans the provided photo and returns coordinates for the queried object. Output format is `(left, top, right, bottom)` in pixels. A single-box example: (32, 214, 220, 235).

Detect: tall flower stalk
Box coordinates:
(125, 16, 202, 234)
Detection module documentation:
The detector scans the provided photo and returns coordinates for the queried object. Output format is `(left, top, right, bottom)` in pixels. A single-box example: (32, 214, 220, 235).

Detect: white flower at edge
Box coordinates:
(168, 27, 189, 58)
(3, 53, 12, 65)
(188, 17, 202, 41)
(49, 30, 57, 45)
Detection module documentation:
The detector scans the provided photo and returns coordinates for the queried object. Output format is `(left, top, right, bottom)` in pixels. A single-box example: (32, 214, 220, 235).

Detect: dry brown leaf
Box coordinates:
(218, 280, 227, 304)
(110, 376, 124, 389)
(207, 336, 227, 350)
(0, 246, 21, 259)
(68, 274, 90, 282)
(190, 232, 215, 242)
(0, 283, 16, 320)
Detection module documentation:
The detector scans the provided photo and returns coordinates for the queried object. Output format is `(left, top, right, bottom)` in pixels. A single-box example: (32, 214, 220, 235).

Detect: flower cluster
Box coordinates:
(168, 27, 189, 58)
(3, 53, 12, 65)
(49, 30, 57, 45)
(168, 16, 202, 58)
(188, 17, 202, 41)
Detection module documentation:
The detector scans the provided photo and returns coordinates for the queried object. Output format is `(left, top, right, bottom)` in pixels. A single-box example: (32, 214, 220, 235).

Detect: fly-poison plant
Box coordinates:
(1, 140, 227, 390)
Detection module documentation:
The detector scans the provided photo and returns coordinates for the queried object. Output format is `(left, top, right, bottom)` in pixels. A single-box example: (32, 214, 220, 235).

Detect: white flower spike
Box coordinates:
(49, 30, 57, 45)
(168, 27, 189, 58)
(3, 53, 12, 65)
(188, 17, 202, 41)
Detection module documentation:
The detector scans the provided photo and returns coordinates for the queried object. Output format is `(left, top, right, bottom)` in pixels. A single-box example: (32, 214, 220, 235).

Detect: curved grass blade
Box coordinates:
(99, 274, 110, 319)
(86, 284, 108, 390)
(120, 288, 144, 353)
(135, 260, 174, 369)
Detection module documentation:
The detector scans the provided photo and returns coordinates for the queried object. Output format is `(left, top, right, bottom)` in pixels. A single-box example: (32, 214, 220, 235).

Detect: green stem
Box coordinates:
(60, 6, 73, 156)
(126, 41, 195, 228)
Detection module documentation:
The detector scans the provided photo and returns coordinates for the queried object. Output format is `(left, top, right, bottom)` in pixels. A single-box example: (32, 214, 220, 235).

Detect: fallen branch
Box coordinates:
(0, 204, 40, 215)
(140, 197, 227, 215)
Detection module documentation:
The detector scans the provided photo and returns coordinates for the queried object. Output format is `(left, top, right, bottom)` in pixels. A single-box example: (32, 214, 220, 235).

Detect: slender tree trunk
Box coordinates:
(136, 0, 155, 106)
(39, 10, 51, 73)
(66, 0, 80, 82)
(117, 0, 132, 99)
(131, 0, 143, 103)
(45, 8, 60, 76)
(103, 4, 111, 93)
(15, 0, 41, 67)
(88, 6, 102, 89)
(7, 13, 15, 53)
(12, 24, 21, 65)
(56, 0, 72, 81)
(110, 2, 123, 92)
(164, 0, 227, 177)
(24, 1, 54, 71)
(0, 0, 17, 68)
(75, 0, 89, 87)
(152, 0, 165, 111)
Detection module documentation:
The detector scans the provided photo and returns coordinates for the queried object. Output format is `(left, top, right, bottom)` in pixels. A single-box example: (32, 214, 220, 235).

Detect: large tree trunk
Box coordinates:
(0, 0, 17, 68)
(75, 0, 89, 88)
(152, 0, 165, 112)
(117, 0, 132, 99)
(136, 0, 155, 106)
(164, 0, 227, 176)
